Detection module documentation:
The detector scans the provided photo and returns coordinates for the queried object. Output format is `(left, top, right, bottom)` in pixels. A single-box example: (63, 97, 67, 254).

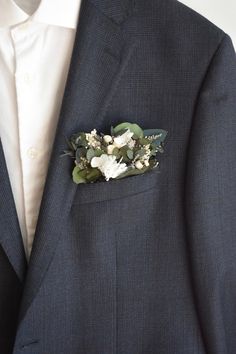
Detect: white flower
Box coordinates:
(127, 139, 136, 149)
(91, 154, 128, 181)
(113, 129, 134, 148)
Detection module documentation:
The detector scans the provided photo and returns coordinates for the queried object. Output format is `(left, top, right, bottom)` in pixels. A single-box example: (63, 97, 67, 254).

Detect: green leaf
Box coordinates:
(126, 149, 134, 159)
(72, 166, 87, 184)
(86, 168, 102, 182)
(113, 122, 144, 139)
(138, 137, 150, 145)
(76, 147, 86, 163)
(61, 150, 74, 158)
(143, 129, 168, 143)
(113, 122, 130, 133)
(94, 149, 104, 157)
(110, 126, 115, 136)
(86, 148, 95, 161)
(119, 146, 130, 162)
(135, 149, 146, 157)
(112, 147, 121, 158)
(71, 132, 88, 148)
(150, 142, 164, 155)
(116, 166, 150, 179)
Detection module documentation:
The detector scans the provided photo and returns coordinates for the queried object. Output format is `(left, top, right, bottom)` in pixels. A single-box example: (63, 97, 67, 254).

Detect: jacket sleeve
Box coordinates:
(184, 33, 236, 354)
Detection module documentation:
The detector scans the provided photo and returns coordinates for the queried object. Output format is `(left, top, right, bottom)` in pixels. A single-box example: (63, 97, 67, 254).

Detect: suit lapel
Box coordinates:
(18, 0, 136, 323)
(0, 139, 27, 282)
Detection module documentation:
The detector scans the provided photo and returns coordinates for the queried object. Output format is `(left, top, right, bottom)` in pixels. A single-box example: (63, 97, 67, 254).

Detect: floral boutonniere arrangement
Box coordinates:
(62, 122, 168, 184)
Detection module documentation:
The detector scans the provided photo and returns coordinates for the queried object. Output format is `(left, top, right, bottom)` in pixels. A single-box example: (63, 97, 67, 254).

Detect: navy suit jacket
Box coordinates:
(0, 0, 236, 353)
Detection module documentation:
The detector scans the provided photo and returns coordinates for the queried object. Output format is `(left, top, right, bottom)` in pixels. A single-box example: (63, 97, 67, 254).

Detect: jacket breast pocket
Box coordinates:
(71, 167, 163, 205)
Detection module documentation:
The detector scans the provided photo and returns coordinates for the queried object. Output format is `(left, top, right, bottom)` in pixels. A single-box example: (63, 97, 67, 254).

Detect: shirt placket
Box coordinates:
(11, 21, 42, 259)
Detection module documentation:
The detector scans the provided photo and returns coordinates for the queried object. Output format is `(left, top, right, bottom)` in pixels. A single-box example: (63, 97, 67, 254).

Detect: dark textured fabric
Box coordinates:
(0, 245, 23, 354)
(0, 0, 235, 353)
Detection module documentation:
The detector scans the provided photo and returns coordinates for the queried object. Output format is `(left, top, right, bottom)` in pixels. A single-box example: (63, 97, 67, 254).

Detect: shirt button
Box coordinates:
(27, 147, 38, 159)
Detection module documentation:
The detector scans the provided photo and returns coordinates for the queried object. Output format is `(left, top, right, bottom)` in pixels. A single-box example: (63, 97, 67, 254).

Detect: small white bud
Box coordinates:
(103, 135, 113, 143)
(107, 144, 116, 154)
(135, 160, 143, 170)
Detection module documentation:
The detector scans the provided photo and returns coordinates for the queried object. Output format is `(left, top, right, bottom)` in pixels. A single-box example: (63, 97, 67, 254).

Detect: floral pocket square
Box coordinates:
(62, 122, 168, 184)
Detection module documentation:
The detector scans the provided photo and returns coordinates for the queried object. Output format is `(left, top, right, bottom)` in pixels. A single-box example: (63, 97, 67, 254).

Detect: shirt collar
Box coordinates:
(0, 0, 82, 29)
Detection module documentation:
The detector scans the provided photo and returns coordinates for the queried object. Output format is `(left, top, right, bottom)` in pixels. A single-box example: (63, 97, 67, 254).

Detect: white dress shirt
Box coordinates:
(0, 0, 82, 260)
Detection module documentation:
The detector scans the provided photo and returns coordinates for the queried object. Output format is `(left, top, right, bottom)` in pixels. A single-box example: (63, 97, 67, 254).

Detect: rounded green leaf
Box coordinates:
(94, 149, 104, 157)
(86, 168, 102, 182)
(113, 122, 132, 133)
(126, 149, 134, 159)
(72, 166, 87, 184)
(86, 148, 95, 161)
(112, 147, 120, 157)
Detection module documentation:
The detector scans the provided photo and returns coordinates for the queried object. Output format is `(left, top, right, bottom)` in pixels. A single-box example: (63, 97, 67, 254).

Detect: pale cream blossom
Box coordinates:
(85, 129, 101, 148)
(113, 129, 134, 148)
(91, 154, 127, 181)
(135, 160, 143, 170)
(127, 139, 136, 149)
(103, 135, 113, 143)
(107, 144, 116, 155)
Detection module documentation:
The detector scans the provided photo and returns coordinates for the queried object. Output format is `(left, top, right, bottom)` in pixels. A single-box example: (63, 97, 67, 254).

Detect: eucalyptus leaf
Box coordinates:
(151, 140, 163, 148)
(71, 132, 88, 148)
(113, 122, 132, 133)
(86, 148, 95, 161)
(76, 147, 86, 163)
(94, 149, 104, 157)
(86, 168, 102, 182)
(119, 146, 130, 162)
(135, 149, 146, 158)
(126, 149, 134, 159)
(112, 147, 120, 157)
(143, 129, 168, 143)
(72, 166, 87, 184)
